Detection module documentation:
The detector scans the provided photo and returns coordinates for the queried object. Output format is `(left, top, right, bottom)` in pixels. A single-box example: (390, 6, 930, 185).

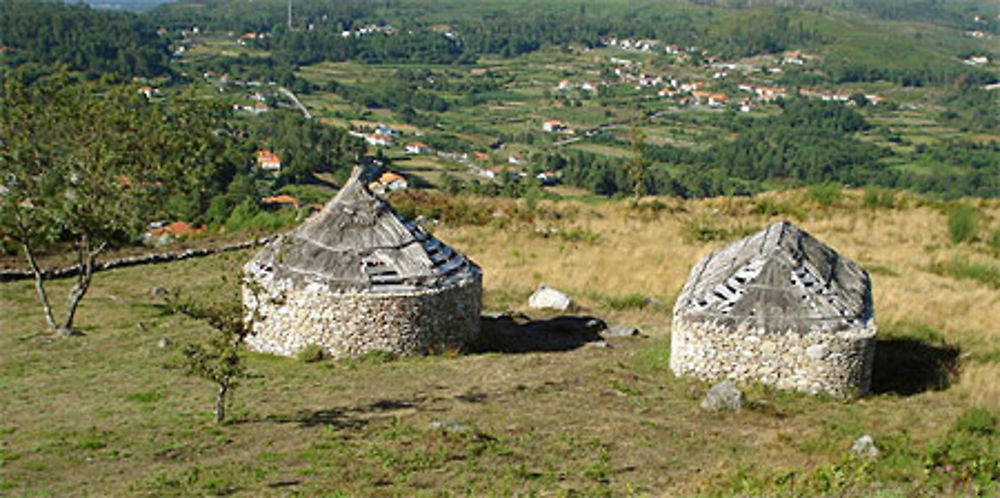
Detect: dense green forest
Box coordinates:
(146, 0, 996, 87)
(236, 7, 824, 66)
(0, 0, 171, 77)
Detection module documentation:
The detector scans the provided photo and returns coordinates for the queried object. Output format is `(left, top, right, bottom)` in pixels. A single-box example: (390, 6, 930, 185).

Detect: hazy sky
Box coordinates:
(83, 0, 175, 12)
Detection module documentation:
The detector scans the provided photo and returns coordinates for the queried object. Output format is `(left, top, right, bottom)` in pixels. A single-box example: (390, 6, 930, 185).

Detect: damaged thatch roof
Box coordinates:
(246, 167, 480, 293)
(674, 221, 872, 333)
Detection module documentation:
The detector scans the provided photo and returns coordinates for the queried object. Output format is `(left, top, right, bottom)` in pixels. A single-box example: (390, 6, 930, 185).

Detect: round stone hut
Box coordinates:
(670, 221, 876, 397)
(242, 167, 482, 358)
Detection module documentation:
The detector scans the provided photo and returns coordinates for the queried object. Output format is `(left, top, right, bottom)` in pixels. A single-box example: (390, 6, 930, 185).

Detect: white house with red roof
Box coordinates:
(405, 141, 431, 154)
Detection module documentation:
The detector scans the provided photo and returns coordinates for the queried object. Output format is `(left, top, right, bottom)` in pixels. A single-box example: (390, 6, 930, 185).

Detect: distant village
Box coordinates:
(133, 22, 998, 244)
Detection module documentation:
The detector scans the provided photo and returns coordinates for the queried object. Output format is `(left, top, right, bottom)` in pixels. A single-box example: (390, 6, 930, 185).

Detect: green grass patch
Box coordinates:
(123, 391, 164, 403)
(599, 293, 650, 311)
(930, 257, 1000, 289)
(680, 216, 757, 244)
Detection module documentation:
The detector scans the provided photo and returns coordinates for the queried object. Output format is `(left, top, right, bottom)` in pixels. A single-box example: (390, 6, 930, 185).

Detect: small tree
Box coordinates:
(0, 72, 230, 335)
(168, 278, 256, 424)
(625, 127, 650, 202)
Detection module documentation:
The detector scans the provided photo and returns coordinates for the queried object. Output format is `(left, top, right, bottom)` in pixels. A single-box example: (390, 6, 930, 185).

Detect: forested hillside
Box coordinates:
(0, 0, 171, 77)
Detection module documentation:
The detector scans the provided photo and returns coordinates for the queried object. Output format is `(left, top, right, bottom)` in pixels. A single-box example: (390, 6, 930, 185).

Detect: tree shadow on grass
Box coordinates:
(257, 397, 428, 428)
(871, 338, 961, 396)
(471, 313, 605, 354)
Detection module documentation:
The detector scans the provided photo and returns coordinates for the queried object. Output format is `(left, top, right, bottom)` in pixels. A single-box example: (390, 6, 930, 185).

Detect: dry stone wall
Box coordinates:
(670, 317, 876, 397)
(244, 275, 481, 358)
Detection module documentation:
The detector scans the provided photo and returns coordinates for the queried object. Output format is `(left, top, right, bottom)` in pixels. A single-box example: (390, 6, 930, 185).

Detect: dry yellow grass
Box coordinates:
(437, 190, 1000, 406)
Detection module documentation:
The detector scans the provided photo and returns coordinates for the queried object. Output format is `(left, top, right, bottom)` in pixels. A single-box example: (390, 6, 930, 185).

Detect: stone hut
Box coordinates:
(242, 167, 482, 358)
(670, 221, 876, 397)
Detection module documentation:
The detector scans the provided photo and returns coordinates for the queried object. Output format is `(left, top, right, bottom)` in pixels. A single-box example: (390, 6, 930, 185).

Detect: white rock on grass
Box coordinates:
(528, 285, 572, 311)
(700, 380, 743, 412)
(602, 324, 641, 338)
(851, 434, 879, 459)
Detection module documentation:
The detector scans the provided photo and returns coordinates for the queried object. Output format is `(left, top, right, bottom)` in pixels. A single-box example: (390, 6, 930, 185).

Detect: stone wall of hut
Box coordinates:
(670, 318, 876, 397)
(244, 277, 482, 358)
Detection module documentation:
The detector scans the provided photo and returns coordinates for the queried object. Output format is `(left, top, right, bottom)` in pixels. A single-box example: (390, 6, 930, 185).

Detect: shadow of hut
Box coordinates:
(870, 338, 961, 396)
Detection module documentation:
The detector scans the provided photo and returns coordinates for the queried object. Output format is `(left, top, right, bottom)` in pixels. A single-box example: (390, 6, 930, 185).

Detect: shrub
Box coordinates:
(680, 216, 756, 243)
(930, 257, 1000, 289)
(947, 205, 979, 244)
(390, 191, 493, 226)
(863, 186, 896, 209)
(990, 227, 1000, 251)
(601, 293, 649, 311)
(954, 407, 996, 436)
(297, 344, 327, 363)
(358, 349, 396, 364)
(808, 182, 842, 207)
(752, 198, 805, 220)
(558, 228, 600, 244)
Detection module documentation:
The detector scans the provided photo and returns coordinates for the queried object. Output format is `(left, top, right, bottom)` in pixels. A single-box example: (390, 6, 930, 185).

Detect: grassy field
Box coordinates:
(2, 190, 999, 495)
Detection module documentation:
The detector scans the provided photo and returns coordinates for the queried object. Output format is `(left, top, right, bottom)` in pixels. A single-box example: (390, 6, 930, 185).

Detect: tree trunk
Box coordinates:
(215, 383, 228, 424)
(22, 241, 58, 333)
(61, 234, 102, 336)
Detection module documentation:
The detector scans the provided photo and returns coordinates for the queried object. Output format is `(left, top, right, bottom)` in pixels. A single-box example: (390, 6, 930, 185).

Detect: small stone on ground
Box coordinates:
(700, 380, 743, 412)
(528, 285, 572, 311)
(851, 434, 879, 459)
(602, 324, 641, 338)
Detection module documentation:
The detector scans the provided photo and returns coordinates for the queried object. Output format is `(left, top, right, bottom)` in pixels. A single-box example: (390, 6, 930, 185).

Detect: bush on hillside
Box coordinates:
(947, 205, 979, 244)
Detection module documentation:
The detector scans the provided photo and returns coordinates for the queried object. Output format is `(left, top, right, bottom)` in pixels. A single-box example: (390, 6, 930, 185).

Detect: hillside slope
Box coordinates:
(2, 190, 998, 495)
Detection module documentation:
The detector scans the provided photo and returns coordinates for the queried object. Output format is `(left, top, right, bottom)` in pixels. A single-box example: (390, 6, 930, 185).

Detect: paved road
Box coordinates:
(279, 86, 312, 119)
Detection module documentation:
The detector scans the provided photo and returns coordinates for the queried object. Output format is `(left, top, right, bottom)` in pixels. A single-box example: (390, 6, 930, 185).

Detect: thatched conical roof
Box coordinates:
(674, 221, 872, 333)
(246, 167, 480, 293)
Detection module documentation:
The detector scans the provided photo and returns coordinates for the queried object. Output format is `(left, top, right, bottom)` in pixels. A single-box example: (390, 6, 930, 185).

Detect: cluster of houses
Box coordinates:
(594, 40, 896, 114)
(233, 100, 270, 114)
(477, 166, 556, 185)
(555, 79, 596, 93)
(603, 36, 694, 56)
(367, 171, 408, 194)
(143, 221, 203, 244)
(542, 120, 570, 133)
(781, 50, 809, 66)
(646, 77, 884, 111)
(349, 123, 401, 148)
(602, 37, 660, 52)
(963, 55, 990, 66)
(341, 24, 394, 38)
(237, 32, 270, 46)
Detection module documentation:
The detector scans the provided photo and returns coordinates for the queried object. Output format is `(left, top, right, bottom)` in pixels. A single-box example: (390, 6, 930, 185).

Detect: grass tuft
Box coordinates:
(929, 257, 1000, 289)
(947, 205, 980, 244)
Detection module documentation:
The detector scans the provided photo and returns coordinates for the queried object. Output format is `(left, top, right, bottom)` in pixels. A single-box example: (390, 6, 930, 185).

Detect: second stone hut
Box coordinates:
(671, 221, 876, 397)
(242, 167, 482, 358)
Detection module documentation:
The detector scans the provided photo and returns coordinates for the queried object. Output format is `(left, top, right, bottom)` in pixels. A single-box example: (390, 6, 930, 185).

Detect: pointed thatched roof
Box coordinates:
(246, 167, 480, 293)
(674, 221, 872, 333)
